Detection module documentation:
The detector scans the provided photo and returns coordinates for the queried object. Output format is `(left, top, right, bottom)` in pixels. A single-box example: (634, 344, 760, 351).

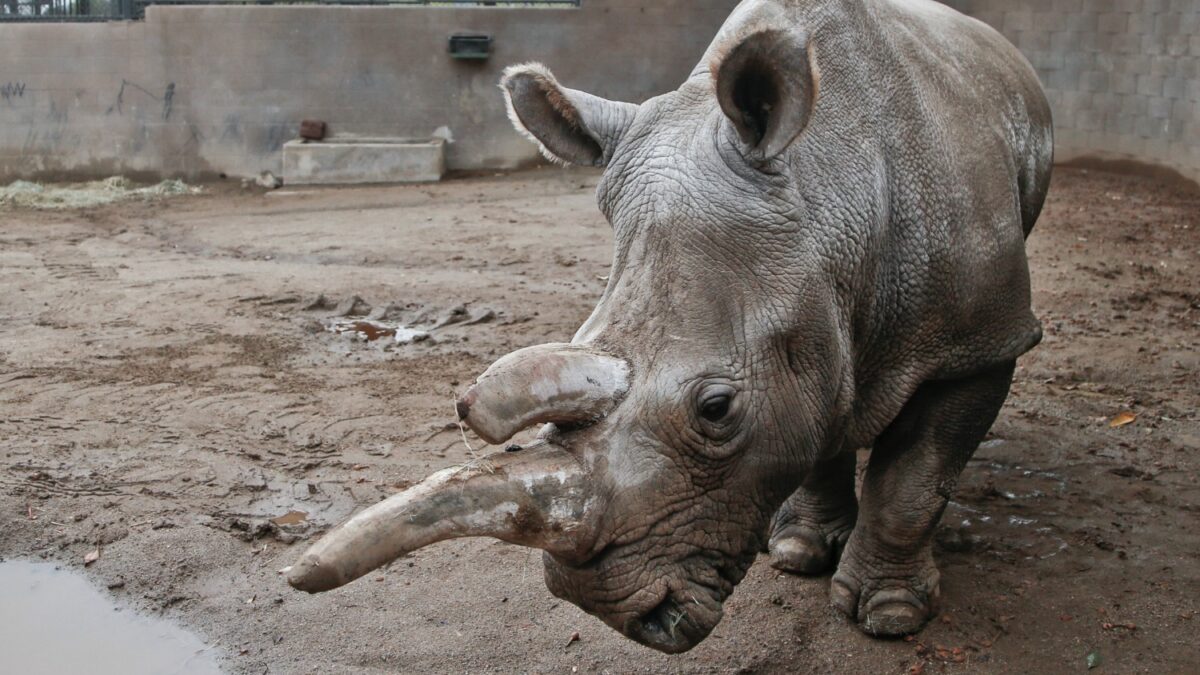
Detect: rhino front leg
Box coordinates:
(768, 451, 858, 574)
(831, 361, 1016, 637)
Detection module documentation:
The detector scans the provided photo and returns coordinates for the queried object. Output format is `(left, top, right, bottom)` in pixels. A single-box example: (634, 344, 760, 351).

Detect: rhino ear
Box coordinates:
(713, 28, 817, 161)
(501, 63, 637, 168)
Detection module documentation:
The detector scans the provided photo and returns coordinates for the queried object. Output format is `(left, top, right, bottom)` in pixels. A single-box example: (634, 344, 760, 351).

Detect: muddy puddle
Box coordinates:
(938, 451, 1072, 561)
(326, 318, 430, 344)
(0, 559, 224, 674)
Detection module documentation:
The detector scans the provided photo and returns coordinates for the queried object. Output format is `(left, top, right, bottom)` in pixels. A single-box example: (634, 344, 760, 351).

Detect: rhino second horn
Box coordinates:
(288, 443, 594, 593)
(456, 343, 630, 445)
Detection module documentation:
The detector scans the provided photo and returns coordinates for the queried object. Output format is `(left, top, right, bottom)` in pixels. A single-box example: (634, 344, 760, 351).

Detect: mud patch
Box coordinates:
(205, 474, 365, 544)
(290, 298, 503, 362)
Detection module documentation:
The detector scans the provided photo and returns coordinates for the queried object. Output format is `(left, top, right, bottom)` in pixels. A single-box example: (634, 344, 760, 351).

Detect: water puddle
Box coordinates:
(971, 459, 1068, 500)
(326, 318, 430, 344)
(941, 460, 1070, 560)
(936, 453, 1073, 561)
(943, 500, 1069, 560)
(0, 559, 223, 674)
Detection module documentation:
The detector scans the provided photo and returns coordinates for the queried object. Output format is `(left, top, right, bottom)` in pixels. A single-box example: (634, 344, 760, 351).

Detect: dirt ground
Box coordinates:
(1, 167, 1198, 674)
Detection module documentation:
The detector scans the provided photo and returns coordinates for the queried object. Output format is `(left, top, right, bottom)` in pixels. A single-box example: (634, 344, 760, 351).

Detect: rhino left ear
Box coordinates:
(502, 63, 638, 168)
(713, 28, 818, 161)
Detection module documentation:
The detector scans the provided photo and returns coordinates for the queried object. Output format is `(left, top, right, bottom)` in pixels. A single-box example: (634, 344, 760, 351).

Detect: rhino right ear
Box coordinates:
(713, 28, 817, 161)
(501, 63, 637, 168)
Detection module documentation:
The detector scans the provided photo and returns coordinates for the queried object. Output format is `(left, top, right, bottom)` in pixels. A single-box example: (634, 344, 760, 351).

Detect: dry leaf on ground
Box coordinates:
(1109, 412, 1137, 428)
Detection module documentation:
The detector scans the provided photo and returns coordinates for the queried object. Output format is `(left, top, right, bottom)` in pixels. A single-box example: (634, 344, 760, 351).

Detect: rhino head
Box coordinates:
(290, 26, 847, 654)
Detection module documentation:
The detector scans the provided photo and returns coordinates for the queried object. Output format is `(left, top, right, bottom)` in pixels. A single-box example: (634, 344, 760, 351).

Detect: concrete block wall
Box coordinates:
(0, 1, 739, 180)
(0, 1, 1195, 182)
(942, 0, 1200, 184)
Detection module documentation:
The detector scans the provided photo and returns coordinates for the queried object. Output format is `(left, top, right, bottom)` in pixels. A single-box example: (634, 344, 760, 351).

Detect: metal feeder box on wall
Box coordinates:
(448, 33, 494, 60)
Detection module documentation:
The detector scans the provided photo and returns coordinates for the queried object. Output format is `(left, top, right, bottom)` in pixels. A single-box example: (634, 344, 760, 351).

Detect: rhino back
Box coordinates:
(762, 0, 1052, 441)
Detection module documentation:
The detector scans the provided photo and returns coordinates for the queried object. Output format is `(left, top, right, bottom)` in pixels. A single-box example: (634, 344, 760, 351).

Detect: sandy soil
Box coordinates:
(1, 167, 1198, 674)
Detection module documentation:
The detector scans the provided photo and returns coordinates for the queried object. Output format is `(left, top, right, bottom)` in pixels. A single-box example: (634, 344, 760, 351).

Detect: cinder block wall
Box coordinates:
(0, 1, 739, 180)
(942, 0, 1200, 183)
(0, 1, 1195, 182)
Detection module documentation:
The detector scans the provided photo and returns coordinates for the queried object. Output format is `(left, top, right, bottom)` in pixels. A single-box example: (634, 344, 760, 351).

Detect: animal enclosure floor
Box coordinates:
(1, 168, 1197, 674)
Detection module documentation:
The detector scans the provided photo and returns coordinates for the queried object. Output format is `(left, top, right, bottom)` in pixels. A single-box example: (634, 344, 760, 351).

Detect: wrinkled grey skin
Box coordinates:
(291, 0, 1054, 655)
(498, 0, 1051, 652)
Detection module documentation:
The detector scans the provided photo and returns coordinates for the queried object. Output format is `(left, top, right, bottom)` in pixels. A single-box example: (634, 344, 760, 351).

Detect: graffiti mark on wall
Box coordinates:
(1, 82, 26, 103)
(162, 83, 175, 121)
(107, 79, 177, 120)
(22, 99, 75, 154)
(47, 99, 68, 125)
(220, 114, 243, 142)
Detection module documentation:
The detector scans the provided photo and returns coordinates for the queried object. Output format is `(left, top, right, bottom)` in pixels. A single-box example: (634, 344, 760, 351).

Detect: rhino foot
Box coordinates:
(768, 519, 854, 575)
(828, 552, 940, 637)
(768, 452, 858, 575)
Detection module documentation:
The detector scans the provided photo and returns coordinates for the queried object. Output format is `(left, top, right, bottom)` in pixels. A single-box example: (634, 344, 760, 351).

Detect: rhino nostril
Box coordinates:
(455, 396, 472, 421)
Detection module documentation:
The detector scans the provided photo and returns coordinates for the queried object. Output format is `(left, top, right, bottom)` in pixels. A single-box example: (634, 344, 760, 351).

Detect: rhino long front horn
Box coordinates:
(288, 443, 593, 593)
(456, 343, 630, 445)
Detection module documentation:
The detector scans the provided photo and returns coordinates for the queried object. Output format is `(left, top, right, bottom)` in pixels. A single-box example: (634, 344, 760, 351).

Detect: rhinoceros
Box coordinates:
(288, 0, 1053, 653)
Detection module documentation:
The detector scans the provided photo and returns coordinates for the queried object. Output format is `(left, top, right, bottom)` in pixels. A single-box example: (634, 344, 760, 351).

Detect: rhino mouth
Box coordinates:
(544, 541, 745, 653)
(626, 589, 721, 654)
(596, 547, 753, 653)
(622, 549, 758, 653)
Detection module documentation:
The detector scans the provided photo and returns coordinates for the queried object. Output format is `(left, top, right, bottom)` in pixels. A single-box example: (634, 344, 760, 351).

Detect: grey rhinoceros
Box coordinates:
(288, 0, 1053, 653)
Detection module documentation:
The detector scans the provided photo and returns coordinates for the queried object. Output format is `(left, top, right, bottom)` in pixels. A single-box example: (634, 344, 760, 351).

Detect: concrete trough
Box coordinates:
(283, 136, 446, 185)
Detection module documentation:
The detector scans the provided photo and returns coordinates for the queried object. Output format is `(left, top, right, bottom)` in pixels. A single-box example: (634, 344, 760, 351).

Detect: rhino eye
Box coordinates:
(699, 393, 732, 422)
